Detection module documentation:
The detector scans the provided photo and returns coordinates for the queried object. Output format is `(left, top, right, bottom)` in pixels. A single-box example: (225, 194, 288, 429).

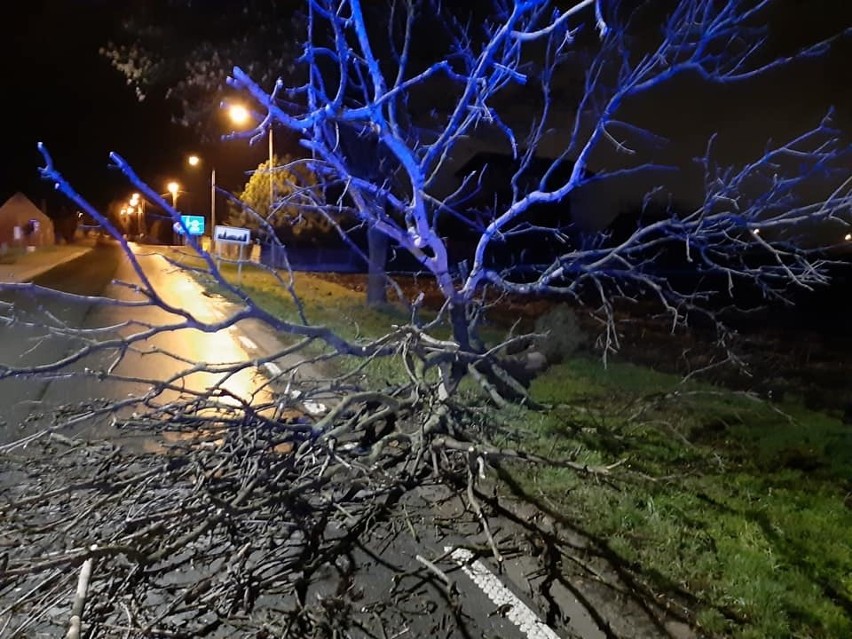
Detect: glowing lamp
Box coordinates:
(228, 104, 251, 126)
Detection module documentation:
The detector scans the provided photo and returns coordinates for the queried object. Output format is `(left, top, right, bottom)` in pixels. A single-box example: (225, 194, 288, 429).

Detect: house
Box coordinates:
(0, 192, 55, 248)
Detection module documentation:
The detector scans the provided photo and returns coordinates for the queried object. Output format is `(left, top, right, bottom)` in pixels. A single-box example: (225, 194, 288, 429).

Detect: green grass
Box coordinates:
(505, 357, 852, 638)
(180, 257, 433, 385)
(172, 251, 851, 638)
(175, 254, 415, 338)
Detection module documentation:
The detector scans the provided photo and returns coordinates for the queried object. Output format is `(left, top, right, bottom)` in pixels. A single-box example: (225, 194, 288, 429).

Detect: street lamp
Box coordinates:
(167, 181, 181, 209)
(228, 103, 274, 214)
(129, 192, 146, 237)
(186, 155, 217, 246)
(228, 104, 251, 126)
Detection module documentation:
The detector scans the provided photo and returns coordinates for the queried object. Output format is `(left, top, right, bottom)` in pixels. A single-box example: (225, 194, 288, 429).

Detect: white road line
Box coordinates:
(446, 547, 561, 639)
(264, 362, 282, 377)
(238, 335, 257, 351)
(302, 400, 328, 415)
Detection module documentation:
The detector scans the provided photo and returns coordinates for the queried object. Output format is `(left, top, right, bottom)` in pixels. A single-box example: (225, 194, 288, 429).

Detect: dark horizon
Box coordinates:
(0, 1, 285, 216)
(1, 0, 849, 219)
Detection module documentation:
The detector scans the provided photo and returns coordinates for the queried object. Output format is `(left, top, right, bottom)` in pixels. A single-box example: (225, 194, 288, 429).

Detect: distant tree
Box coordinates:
(99, 1, 303, 136)
(227, 154, 326, 241)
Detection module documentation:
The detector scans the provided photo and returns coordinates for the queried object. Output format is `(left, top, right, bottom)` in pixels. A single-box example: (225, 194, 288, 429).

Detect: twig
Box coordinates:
(402, 505, 419, 543)
(466, 461, 502, 569)
(415, 554, 456, 593)
(65, 556, 94, 639)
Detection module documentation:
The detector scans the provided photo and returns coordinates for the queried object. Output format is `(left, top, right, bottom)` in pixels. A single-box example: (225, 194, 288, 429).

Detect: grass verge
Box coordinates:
(499, 358, 851, 638)
(173, 251, 851, 638)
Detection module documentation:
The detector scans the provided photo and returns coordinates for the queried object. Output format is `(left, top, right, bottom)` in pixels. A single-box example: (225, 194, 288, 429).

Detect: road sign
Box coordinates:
(214, 225, 251, 245)
(173, 215, 205, 236)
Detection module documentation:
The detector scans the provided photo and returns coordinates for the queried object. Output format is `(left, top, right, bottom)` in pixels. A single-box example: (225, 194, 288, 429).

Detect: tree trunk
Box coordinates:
(366, 226, 388, 307)
(449, 301, 474, 353)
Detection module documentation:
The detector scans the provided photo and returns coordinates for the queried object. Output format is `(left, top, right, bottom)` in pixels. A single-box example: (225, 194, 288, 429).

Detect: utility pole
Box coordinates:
(268, 128, 275, 216)
(211, 168, 217, 239)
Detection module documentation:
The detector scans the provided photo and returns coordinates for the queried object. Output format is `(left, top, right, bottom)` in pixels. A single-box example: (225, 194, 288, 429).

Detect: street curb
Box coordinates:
(0, 247, 93, 284)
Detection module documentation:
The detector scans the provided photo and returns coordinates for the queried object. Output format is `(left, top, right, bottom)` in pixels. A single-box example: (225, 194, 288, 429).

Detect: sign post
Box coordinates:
(213, 225, 251, 283)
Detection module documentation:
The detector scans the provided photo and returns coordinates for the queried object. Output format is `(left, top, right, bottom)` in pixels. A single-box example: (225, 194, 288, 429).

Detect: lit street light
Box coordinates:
(179, 105, 274, 253)
(228, 104, 251, 126)
(227, 103, 275, 215)
(167, 181, 181, 209)
(129, 192, 146, 237)
(186, 154, 217, 248)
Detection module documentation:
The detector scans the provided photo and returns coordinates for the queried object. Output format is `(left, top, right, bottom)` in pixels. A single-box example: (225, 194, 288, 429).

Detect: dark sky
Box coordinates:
(0, 0, 849, 217)
(1, 2, 176, 210)
(0, 1, 270, 214)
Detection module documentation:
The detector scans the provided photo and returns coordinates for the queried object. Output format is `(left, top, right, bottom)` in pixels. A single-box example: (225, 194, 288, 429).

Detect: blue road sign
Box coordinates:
(174, 215, 205, 236)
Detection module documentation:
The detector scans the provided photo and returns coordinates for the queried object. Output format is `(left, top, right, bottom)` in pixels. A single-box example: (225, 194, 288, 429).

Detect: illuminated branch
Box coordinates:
(226, 0, 849, 354)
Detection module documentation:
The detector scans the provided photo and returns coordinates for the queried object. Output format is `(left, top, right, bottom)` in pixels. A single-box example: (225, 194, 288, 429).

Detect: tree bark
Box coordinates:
(366, 226, 388, 307)
(449, 301, 474, 352)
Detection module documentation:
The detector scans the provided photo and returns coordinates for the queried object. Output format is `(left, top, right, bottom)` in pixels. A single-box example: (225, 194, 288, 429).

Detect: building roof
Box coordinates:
(0, 192, 50, 222)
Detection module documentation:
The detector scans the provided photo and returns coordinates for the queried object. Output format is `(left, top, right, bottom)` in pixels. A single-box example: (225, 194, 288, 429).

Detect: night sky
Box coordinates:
(0, 1, 271, 214)
(1, 1, 849, 218)
(2, 2, 169, 209)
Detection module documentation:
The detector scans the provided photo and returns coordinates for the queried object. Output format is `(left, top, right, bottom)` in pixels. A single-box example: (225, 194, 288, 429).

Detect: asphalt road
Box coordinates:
(0, 242, 269, 450)
(0, 243, 122, 445)
(0, 241, 575, 639)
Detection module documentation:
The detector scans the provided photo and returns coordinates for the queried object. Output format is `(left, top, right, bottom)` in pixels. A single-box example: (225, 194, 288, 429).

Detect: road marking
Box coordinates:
(264, 362, 282, 377)
(260, 370, 328, 415)
(238, 335, 257, 351)
(446, 547, 561, 639)
(303, 400, 328, 415)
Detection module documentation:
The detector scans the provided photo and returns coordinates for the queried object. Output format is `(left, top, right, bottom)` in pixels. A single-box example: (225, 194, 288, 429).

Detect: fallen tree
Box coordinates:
(1, 1, 850, 636)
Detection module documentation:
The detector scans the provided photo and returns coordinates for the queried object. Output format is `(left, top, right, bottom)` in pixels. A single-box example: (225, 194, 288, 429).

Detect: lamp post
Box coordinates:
(166, 181, 180, 209)
(267, 125, 274, 212)
(129, 192, 145, 237)
(227, 104, 274, 214)
(187, 154, 217, 249)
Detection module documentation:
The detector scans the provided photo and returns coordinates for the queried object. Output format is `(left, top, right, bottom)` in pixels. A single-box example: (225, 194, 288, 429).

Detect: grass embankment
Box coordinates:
(509, 362, 851, 638)
(182, 255, 851, 638)
(182, 255, 413, 336)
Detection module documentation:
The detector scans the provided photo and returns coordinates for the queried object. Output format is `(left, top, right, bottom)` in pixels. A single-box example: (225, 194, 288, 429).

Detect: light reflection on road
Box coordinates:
(105, 245, 274, 445)
(0, 242, 281, 451)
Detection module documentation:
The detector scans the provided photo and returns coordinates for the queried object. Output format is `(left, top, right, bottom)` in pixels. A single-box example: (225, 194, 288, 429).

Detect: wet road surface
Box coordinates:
(0, 242, 574, 639)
